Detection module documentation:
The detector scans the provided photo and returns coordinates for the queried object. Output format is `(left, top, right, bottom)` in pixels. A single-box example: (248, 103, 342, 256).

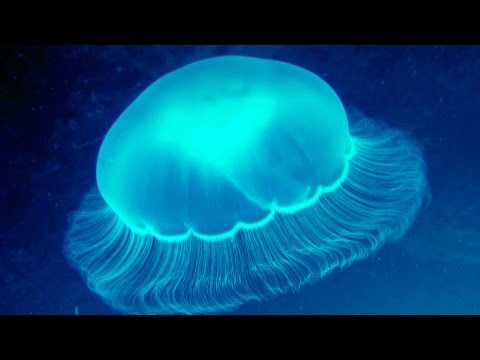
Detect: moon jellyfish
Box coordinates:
(65, 55, 429, 314)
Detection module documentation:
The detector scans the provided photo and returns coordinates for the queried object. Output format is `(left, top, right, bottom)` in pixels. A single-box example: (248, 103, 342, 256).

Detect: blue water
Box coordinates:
(1, 45, 479, 315)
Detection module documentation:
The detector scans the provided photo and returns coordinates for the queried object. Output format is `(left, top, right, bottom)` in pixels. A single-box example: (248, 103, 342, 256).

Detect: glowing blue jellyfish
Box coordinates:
(65, 55, 429, 314)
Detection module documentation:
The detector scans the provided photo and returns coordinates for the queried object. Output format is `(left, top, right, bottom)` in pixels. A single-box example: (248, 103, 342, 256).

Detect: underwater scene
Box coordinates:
(1, 45, 479, 315)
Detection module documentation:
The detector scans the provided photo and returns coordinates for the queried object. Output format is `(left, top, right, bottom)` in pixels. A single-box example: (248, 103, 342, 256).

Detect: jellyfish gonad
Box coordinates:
(65, 56, 429, 314)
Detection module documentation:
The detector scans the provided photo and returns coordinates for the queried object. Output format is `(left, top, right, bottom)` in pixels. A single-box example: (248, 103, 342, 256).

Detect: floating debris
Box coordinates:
(71, 135, 105, 149)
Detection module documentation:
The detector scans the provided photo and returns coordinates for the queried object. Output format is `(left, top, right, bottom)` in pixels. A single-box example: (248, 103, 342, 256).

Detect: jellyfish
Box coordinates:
(65, 55, 429, 314)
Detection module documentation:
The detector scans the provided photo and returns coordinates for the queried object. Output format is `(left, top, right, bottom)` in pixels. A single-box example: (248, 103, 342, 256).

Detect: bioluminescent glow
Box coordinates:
(65, 55, 429, 314)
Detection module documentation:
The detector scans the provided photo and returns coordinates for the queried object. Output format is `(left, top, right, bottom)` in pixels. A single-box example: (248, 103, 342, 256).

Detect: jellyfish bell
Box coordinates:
(96, 56, 353, 240)
(66, 55, 429, 314)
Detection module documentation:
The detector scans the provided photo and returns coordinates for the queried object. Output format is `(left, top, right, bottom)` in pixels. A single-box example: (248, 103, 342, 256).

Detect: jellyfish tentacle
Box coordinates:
(65, 115, 429, 314)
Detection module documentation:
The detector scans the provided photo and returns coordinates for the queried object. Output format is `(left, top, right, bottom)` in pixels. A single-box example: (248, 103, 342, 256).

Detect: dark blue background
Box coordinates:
(1, 45, 479, 314)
